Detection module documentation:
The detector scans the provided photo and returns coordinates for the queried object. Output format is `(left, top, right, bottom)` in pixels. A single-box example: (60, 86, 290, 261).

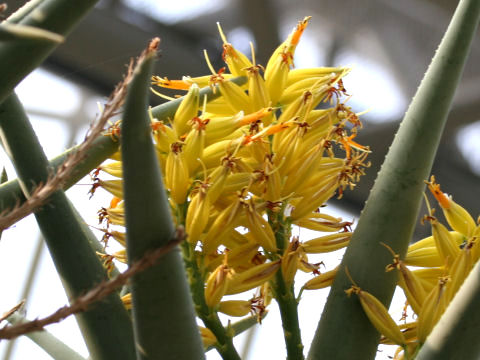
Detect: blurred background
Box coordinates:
(1, 0, 479, 359)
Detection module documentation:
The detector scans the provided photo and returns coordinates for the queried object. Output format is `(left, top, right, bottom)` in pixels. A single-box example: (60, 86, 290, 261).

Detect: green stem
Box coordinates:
(268, 211, 304, 360)
(274, 270, 304, 360)
(180, 239, 241, 360)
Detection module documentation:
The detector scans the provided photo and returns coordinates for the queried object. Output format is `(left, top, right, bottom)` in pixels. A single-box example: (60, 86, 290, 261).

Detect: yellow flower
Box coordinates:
(93, 17, 370, 339)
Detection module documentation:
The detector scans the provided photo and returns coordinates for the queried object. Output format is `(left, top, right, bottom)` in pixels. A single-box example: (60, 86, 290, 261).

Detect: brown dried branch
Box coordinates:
(0, 38, 160, 231)
(0, 300, 25, 323)
(0, 226, 182, 340)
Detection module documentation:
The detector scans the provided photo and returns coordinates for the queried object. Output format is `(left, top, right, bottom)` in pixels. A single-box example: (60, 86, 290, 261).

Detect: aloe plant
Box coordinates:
(0, 0, 479, 360)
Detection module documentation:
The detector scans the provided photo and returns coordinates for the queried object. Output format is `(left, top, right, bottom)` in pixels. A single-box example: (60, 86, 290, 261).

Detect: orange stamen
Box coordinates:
(239, 108, 273, 126)
(426, 176, 451, 209)
(152, 76, 191, 90)
(340, 133, 369, 159)
(291, 16, 311, 45)
(110, 196, 121, 209)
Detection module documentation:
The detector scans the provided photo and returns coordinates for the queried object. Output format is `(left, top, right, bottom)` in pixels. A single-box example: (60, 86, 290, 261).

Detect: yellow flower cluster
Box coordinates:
(351, 176, 479, 359)
(92, 17, 370, 348)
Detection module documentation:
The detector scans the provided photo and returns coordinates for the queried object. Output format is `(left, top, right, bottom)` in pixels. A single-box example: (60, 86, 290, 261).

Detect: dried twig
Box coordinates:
(0, 301, 25, 323)
(0, 226, 182, 340)
(0, 38, 160, 231)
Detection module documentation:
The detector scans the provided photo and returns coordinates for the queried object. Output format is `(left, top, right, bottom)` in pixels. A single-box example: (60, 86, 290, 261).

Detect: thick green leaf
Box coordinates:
(0, 94, 136, 360)
(121, 41, 204, 359)
(0, 0, 99, 105)
(308, 0, 480, 359)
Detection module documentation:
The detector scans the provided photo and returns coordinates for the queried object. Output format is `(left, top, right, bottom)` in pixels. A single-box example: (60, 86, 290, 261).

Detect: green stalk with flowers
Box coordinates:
(0, 0, 480, 359)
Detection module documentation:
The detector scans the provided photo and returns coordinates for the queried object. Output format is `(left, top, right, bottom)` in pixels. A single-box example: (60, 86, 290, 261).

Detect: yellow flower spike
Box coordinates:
(225, 242, 260, 270)
(165, 142, 190, 204)
(252, 155, 282, 202)
(404, 246, 443, 268)
(98, 228, 126, 247)
(345, 284, 406, 347)
(302, 232, 352, 254)
(264, 53, 290, 106)
(205, 263, 231, 308)
(426, 175, 476, 236)
(217, 22, 253, 77)
(290, 176, 339, 221)
(121, 293, 132, 310)
(101, 206, 125, 226)
(278, 90, 314, 125)
(428, 216, 460, 266)
(225, 260, 281, 295)
(411, 268, 445, 293)
(220, 229, 250, 249)
(204, 112, 243, 145)
(112, 249, 127, 263)
(417, 276, 449, 344)
(205, 97, 236, 115)
(202, 197, 243, 254)
(259, 282, 274, 307)
(172, 83, 200, 137)
(246, 139, 270, 165)
(217, 77, 254, 114)
(445, 240, 473, 304)
(243, 200, 277, 252)
(205, 52, 253, 114)
(286, 67, 349, 86)
(279, 75, 333, 105)
(266, 16, 310, 71)
(380, 322, 418, 345)
(248, 68, 271, 112)
(246, 42, 271, 110)
(185, 183, 211, 244)
(294, 213, 352, 233)
(281, 143, 325, 195)
(284, 153, 343, 197)
(183, 117, 208, 173)
(382, 243, 427, 315)
(202, 137, 245, 169)
(98, 161, 123, 178)
(281, 238, 303, 286)
(98, 179, 124, 199)
(397, 269, 427, 315)
(217, 174, 253, 204)
(407, 231, 465, 253)
(152, 120, 177, 154)
(394, 343, 419, 360)
(264, 17, 311, 104)
(218, 300, 252, 317)
(303, 267, 338, 290)
(271, 115, 297, 153)
(199, 326, 217, 348)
